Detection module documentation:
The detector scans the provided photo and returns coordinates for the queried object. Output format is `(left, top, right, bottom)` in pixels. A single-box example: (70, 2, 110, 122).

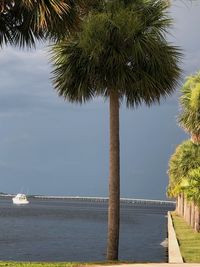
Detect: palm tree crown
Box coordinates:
(179, 72, 200, 143)
(168, 140, 200, 198)
(185, 168, 200, 205)
(0, 0, 79, 47)
(51, 0, 181, 106)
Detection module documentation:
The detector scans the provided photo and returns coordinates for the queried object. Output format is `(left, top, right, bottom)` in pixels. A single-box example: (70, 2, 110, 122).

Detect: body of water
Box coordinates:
(0, 198, 174, 262)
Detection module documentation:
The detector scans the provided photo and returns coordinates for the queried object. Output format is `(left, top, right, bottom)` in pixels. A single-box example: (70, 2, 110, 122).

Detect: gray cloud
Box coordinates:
(0, 1, 199, 198)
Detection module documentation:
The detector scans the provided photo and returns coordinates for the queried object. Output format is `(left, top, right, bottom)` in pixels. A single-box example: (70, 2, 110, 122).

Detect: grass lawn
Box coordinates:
(0, 262, 125, 267)
(0, 263, 80, 267)
(172, 213, 200, 263)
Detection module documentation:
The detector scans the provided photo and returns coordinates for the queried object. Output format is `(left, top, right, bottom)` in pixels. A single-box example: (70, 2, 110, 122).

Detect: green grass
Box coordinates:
(172, 213, 200, 263)
(0, 263, 79, 267)
(0, 261, 127, 267)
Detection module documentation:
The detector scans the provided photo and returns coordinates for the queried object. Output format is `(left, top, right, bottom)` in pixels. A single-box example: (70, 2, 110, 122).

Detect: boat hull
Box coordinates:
(12, 198, 29, 205)
(12, 193, 29, 205)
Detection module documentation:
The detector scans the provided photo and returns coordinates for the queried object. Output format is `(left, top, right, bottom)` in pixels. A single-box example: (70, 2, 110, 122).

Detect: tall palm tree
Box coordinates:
(51, 0, 181, 260)
(0, 0, 80, 47)
(176, 72, 200, 226)
(179, 72, 200, 144)
(168, 71, 200, 227)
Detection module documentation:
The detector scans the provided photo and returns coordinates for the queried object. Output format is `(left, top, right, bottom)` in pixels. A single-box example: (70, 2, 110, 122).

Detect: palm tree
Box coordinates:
(168, 142, 200, 191)
(186, 168, 200, 204)
(0, 0, 80, 47)
(181, 168, 200, 231)
(168, 140, 200, 228)
(179, 72, 200, 144)
(51, 0, 181, 260)
(168, 140, 200, 197)
(173, 72, 200, 226)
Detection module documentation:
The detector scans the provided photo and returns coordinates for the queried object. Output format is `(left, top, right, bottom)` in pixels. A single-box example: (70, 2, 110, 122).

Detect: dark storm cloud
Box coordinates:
(169, 1, 200, 75)
(0, 1, 199, 198)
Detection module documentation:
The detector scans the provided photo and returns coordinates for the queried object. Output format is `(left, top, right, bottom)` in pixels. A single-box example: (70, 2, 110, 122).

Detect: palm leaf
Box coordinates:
(168, 140, 200, 197)
(0, 0, 80, 47)
(179, 72, 200, 138)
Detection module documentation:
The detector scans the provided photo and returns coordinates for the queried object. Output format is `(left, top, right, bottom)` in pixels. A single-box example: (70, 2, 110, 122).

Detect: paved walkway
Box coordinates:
(93, 264, 200, 267)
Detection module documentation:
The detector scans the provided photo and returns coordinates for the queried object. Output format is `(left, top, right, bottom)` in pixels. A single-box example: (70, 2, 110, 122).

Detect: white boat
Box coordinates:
(12, 193, 29, 205)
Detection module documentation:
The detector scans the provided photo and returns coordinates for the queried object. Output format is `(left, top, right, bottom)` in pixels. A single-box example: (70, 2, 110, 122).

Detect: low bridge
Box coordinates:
(33, 195, 176, 207)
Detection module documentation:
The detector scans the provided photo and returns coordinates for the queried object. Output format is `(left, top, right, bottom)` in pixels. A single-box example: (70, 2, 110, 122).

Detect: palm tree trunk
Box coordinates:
(190, 201, 195, 228)
(187, 202, 191, 226)
(107, 90, 120, 261)
(181, 193, 184, 217)
(178, 194, 182, 216)
(177, 194, 181, 215)
(195, 205, 200, 232)
(191, 133, 200, 144)
(176, 195, 179, 215)
(184, 197, 187, 221)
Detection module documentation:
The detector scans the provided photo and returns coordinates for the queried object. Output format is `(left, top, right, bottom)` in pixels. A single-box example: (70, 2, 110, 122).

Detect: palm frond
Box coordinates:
(179, 72, 200, 137)
(168, 140, 200, 197)
(0, 0, 80, 47)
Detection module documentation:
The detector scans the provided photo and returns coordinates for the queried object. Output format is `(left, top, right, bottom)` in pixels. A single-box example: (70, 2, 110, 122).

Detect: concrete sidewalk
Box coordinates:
(92, 264, 200, 267)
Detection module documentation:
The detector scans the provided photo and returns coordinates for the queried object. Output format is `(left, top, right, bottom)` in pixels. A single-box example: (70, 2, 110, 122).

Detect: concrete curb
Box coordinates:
(168, 211, 183, 263)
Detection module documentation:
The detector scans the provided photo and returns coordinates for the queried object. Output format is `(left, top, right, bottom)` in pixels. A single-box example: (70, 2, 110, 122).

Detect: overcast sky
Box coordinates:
(0, 1, 200, 200)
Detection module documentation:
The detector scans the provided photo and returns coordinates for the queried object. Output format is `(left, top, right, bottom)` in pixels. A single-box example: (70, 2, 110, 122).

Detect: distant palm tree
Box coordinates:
(181, 168, 200, 230)
(51, 0, 181, 260)
(185, 168, 200, 203)
(168, 140, 200, 197)
(168, 140, 200, 229)
(168, 71, 200, 228)
(0, 0, 79, 47)
(179, 72, 200, 144)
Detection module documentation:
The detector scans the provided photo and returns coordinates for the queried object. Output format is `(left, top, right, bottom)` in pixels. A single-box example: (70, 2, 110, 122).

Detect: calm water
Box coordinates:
(0, 198, 174, 262)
